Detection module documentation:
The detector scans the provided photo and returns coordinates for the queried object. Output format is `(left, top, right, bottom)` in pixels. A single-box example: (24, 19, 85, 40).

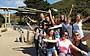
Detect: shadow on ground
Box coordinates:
(20, 47, 37, 56)
(13, 47, 37, 56)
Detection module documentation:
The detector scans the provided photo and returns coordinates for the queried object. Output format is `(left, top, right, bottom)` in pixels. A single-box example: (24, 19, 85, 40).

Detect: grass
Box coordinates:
(87, 40, 90, 48)
(83, 23, 90, 30)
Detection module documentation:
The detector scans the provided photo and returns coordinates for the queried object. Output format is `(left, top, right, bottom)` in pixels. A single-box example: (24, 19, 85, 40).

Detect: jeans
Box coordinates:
(88, 52, 90, 56)
(47, 47, 56, 56)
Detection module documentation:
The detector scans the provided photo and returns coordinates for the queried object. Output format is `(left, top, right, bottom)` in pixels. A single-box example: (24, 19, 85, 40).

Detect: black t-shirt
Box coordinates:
(77, 40, 90, 52)
(47, 42, 56, 49)
(46, 36, 56, 49)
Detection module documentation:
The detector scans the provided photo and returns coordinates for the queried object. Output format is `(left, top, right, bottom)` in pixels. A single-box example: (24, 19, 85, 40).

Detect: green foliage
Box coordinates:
(17, 20, 27, 25)
(83, 23, 90, 30)
(24, 0, 50, 10)
(51, 0, 90, 18)
(24, 0, 90, 21)
(0, 14, 5, 27)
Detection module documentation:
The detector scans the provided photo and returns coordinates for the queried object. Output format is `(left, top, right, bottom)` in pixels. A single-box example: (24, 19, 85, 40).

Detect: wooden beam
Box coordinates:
(0, 7, 48, 13)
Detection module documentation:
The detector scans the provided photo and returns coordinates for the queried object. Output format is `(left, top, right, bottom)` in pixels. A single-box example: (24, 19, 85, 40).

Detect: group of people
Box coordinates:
(34, 9, 90, 56)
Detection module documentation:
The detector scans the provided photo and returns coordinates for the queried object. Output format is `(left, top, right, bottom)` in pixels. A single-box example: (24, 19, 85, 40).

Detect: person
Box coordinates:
(34, 23, 47, 56)
(53, 18, 61, 25)
(73, 14, 87, 45)
(59, 15, 66, 24)
(45, 16, 51, 24)
(43, 29, 58, 56)
(71, 31, 90, 56)
(48, 9, 55, 26)
(44, 31, 87, 56)
(34, 27, 40, 56)
(40, 13, 45, 21)
(62, 17, 72, 40)
(73, 14, 84, 38)
(54, 29, 60, 39)
(17, 27, 25, 42)
(39, 13, 49, 28)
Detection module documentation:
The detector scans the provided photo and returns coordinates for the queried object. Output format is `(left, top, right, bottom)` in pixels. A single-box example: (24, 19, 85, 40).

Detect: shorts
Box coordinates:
(47, 47, 56, 56)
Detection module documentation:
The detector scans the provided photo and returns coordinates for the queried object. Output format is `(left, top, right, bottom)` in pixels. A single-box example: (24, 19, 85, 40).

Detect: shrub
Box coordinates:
(1, 28, 7, 32)
(83, 23, 90, 30)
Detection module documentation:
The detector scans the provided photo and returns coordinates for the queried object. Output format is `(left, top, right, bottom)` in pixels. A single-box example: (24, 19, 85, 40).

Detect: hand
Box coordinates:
(39, 33, 43, 36)
(81, 50, 88, 55)
(48, 9, 51, 14)
(72, 4, 74, 8)
(43, 39, 48, 42)
(43, 32, 46, 37)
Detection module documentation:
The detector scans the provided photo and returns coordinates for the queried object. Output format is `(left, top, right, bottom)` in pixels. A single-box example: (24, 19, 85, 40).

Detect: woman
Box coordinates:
(44, 31, 87, 56)
(43, 29, 58, 56)
(71, 31, 90, 56)
(73, 14, 87, 45)
(62, 17, 72, 40)
(73, 14, 84, 38)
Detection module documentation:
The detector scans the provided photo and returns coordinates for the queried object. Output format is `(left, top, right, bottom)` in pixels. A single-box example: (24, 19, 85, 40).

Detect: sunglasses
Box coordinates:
(64, 34, 68, 36)
(74, 34, 79, 36)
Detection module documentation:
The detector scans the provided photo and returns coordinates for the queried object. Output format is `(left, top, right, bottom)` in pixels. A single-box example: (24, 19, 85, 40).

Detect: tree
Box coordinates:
(0, 14, 5, 27)
(24, 0, 50, 10)
(51, 0, 90, 18)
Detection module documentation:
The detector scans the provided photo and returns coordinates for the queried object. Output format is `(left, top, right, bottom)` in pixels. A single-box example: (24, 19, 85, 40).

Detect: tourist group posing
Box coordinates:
(34, 9, 90, 56)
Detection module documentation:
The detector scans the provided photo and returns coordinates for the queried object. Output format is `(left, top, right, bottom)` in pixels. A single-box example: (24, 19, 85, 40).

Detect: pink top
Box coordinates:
(57, 38, 72, 54)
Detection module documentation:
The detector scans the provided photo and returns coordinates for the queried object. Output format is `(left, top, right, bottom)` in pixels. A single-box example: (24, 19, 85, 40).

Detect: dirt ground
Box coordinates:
(0, 28, 36, 56)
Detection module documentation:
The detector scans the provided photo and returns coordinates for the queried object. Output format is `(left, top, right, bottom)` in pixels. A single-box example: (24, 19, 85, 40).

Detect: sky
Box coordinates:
(0, 0, 26, 14)
(0, 0, 61, 14)
(47, 0, 61, 4)
(0, 0, 26, 8)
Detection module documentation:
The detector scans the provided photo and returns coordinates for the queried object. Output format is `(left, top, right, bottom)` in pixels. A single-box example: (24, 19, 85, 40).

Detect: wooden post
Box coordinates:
(5, 10, 7, 28)
(8, 11, 10, 23)
(8, 11, 11, 27)
(21, 32, 25, 43)
(27, 30, 29, 42)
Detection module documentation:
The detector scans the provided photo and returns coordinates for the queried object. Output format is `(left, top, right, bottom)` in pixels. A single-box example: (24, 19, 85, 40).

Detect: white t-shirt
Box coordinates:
(73, 20, 84, 38)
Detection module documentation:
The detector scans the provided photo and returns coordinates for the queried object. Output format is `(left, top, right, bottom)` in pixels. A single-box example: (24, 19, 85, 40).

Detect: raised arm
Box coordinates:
(68, 4, 74, 18)
(24, 16, 35, 31)
(48, 9, 55, 26)
(70, 43, 87, 55)
(43, 39, 57, 43)
(82, 16, 90, 23)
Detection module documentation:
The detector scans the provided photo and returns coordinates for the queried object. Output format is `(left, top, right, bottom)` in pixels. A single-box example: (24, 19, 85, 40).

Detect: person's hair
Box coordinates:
(67, 17, 71, 20)
(77, 13, 81, 16)
(75, 14, 82, 22)
(45, 15, 50, 18)
(60, 15, 66, 22)
(34, 27, 39, 32)
(73, 31, 79, 35)
(62, 31, 69, 37)
(67, 17, 72, 24)
(38, 22, 43, 29)
(40, 13, 44, 16)
(72, 31, 79, 41)
(47, 29, 54, 36)
(72, 31, 80, 40)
